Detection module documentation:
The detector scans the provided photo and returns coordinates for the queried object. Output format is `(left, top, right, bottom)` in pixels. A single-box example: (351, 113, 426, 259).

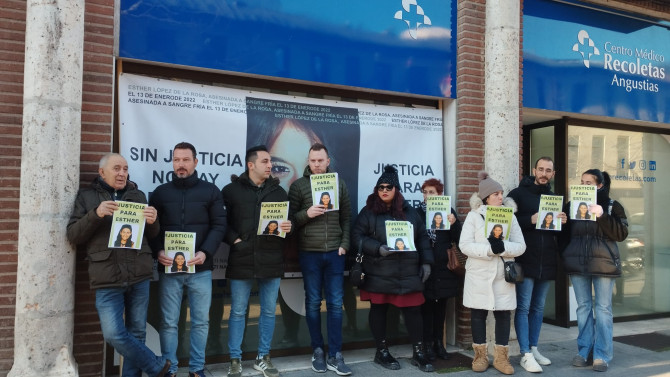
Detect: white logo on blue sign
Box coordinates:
(572, 30, 600, 68)
(394, 0, 432, 40)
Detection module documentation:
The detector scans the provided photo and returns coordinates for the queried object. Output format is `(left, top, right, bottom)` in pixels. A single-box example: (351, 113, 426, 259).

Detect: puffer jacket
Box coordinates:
(222, 172, 291, 279)
(459, 194, 526, 311)
(418, 206, 462, 299)
(351, 200, 433, 295)
(149, 171, 226, 272)
(561, 189, 627, 277)
(507, 176, 560, 280)
(67, 178, 158, 289)
(288, 166, 351, 252)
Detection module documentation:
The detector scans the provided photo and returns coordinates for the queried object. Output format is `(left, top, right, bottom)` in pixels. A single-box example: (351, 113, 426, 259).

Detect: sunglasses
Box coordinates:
(377, 185, 394, 192)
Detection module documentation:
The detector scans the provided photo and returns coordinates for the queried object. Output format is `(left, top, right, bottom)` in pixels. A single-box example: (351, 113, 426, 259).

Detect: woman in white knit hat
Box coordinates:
(459, 171, 526, 375)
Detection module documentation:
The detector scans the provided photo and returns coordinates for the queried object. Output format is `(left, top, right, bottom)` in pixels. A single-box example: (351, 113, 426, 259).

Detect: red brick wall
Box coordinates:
(455, 0, 486, 348)
(0, 0, 25, 375)
(75, 1, 116, 376)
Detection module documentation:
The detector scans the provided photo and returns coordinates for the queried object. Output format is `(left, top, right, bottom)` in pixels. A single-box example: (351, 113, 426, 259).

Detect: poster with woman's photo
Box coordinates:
(536, 195, 563, 231)
(310, 173, 339, 211)
(425, 196, 451, 230)
(484, 206, 513, 241)
(108, 201, 146, 249)
(257, 202, 289, 238)
(164, 231, 196, 274)
(385, 220, 416, 251)
(570, 185, 597, 221)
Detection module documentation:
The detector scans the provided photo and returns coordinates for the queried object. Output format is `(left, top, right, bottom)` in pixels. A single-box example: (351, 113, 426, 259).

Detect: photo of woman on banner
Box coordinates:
(575, 202, 591, 220)
(430, 212, 445, 230)
(113, 223, 135, 248)
(319, 191, 334, 210)
(170, 251, 187, 273)
(488, 223, 505, 240)
(393, 238, 408, 251)
(540, 212, 556, 230)
(263, 220, 280, 235)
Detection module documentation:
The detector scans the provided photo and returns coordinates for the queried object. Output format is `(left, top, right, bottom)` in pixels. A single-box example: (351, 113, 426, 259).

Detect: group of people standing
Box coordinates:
(66, 143, 627, 377)
(458, 158, 627, 375)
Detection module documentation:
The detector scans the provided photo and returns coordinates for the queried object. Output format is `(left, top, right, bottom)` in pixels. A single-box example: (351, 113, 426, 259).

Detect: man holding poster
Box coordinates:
(67, 153, 169, 377)
(288, 143, 352, 376)
(507, 157, 567, 373)
(150, 142, 227, 377)
(222, 145, 293, 377)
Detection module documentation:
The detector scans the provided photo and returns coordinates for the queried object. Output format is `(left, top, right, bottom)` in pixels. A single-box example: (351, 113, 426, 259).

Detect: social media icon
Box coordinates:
(629, 161, 636, 169)
(650, 161, 656, 171)
(639, 160, 646, 170)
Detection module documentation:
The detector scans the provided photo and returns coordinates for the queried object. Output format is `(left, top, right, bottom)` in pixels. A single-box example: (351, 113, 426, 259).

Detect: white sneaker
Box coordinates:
(521, 353, 543, 373)
(531, 346, 551, 366)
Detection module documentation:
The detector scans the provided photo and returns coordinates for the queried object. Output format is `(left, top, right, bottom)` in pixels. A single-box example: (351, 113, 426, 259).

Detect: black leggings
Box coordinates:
(471, 308, 511, 345)
(421, 297, 448, 343)
(369, 303, 423, 347)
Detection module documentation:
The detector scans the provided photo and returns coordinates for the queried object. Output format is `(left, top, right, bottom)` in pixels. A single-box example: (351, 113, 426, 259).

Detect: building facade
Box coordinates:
(0, 0, 668, 376)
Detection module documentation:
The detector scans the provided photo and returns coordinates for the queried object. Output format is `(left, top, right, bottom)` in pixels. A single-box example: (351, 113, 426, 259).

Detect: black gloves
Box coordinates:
(419, 264, 431, 283)
(488, 236, 505, 254)
(379, 245, 393, 257)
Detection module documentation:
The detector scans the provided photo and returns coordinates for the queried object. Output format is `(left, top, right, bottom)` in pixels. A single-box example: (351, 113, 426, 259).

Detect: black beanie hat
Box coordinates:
(376, 165, 400, 189)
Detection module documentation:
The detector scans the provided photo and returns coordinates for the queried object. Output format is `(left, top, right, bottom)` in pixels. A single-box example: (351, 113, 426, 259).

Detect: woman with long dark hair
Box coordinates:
(263, 220, 280, 235)
(417, 178, 461, 361)
(352, 165, 434, 372)
(170, 252, 187, 273)
(562, 169, 627, 372)
(113, 224, 134, 248)
(319, 192, 334, 210)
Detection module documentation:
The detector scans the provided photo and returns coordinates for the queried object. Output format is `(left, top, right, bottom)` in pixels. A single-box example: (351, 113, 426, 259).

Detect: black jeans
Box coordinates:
(471, 308, 511, 345)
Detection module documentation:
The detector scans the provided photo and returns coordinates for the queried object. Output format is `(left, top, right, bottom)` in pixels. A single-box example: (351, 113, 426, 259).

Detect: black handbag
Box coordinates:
(500, 257, 524, 283)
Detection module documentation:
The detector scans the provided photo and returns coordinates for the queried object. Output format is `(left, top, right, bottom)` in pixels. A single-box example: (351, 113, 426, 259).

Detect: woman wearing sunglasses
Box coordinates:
(352, 165, 434, 372)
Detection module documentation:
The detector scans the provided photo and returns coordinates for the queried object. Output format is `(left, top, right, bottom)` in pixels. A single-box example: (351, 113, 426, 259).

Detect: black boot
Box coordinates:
(424, 341, 437, 361)
(434, 340, 450, 360)
(374, 340, 400, 370)
(411, 342, 435, 372)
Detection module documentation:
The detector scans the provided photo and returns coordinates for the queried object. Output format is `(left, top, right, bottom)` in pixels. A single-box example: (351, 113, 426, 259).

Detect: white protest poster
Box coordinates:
(119, 73, 444, 278)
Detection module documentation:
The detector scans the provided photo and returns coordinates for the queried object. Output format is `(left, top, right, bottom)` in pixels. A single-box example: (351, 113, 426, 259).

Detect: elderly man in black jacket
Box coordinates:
(222, 145, 292, 377)
(150, 142, 226, 377)
(67, 153, 170, 377)
(507, 156, 567, 373)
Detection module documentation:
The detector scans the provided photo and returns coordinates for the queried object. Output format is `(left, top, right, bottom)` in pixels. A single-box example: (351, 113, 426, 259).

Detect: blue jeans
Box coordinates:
(228, 278, 281, 359)
(299, 250, 345, 356)
(514, 277, 551, 354)
(95, 279, 165, 377)
(570, 274, 615, 363)
(159, 270, 212, 373)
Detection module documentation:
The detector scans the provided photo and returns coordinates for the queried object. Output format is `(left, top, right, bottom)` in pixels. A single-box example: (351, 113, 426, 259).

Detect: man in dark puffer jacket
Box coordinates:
(507, 156, 567, 372)
(150, 142, 226, 377)
(222, 145, 292, 377)
(288, 143, 352, 375)
(67, 153, 170, 377)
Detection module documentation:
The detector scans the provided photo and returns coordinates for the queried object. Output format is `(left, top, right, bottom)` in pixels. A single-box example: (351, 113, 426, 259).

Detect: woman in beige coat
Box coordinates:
(459, 172, 526, 375)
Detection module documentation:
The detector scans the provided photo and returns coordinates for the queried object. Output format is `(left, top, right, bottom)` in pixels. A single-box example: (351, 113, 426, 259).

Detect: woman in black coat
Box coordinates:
(562, 169, 627, 372)
(352, 166, 434, 372)
(417, 178, 461, 361)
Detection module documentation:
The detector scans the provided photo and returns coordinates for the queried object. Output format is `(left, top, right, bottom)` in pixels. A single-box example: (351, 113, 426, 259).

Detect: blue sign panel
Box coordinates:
(120, 0, 456, 98)
(524, 0, 670, 123)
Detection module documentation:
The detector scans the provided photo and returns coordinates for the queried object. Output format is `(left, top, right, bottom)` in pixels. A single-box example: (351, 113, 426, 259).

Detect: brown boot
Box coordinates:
(493, 344, 514, 375)
(471, 343, 489, 372)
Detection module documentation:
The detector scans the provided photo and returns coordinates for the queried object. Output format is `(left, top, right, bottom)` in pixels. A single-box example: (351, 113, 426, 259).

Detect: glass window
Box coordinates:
(567, 125, 670, 317)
